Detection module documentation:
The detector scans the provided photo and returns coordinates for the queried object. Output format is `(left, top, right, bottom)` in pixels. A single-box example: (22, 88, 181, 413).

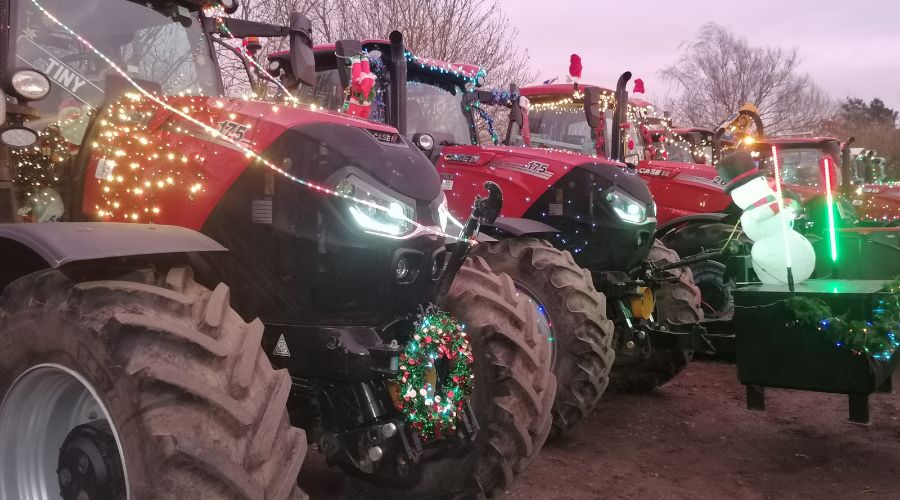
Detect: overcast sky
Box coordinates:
(500, 0, 900, 114)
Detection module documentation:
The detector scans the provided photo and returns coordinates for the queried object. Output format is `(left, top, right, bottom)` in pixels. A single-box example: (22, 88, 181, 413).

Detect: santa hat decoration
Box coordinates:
(568, 54, 582, 89)
(633, 78, 645, 94)
(58, 99, 82, 121)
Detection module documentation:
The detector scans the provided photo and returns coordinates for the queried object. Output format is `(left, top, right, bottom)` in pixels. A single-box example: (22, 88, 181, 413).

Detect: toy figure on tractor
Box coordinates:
(0, 1, 555, 499)
(267, 38, 707, 438)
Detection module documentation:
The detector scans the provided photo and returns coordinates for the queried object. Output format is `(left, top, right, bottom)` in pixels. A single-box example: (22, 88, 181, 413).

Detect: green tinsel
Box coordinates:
(394, 308, 474, 441)
(785, 277, 900, 361)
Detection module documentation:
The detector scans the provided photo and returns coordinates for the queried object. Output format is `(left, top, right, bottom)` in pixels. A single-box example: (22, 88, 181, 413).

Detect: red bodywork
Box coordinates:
(81, 95, 398, 230)
(520, 84, 731, 224)
(436, 144, 617, 221)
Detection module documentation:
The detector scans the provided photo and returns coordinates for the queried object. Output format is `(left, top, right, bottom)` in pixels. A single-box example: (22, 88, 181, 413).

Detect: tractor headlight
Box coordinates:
(10, 69, 51, 101)
(336, 175, 415, 236)
(606, 188, 647, 224)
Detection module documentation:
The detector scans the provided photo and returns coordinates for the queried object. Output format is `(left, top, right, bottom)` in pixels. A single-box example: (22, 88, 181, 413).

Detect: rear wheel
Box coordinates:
(344, 257, 555, 499)
(609, 240, 703, 393)
(0, 266, 306, 500)
(471, 238, 614, 437)
(660, 222, 747, 320)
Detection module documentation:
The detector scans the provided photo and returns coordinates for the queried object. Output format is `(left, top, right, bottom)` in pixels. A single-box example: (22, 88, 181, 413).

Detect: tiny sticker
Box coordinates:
(549, 203, 563, 216)
(273, 334, 291, 357)
(95, 158, 115, 179)
(441, 179, 454, 190)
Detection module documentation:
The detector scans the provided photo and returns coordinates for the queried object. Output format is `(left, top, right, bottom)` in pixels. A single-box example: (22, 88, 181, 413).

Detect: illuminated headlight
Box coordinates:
(606, 188, 647, 224)
(336, 175, 415, 236)
(10, 69, 51, 101)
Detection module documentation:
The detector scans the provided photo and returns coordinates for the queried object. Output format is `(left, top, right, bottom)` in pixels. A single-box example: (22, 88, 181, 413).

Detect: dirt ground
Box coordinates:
(300, 360, 900, 499)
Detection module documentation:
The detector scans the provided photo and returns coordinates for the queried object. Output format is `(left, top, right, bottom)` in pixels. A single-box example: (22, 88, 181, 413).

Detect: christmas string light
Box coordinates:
(785, 277, 900, 361)
(29, 0, 465, 241)
(405, 51, 485, 85)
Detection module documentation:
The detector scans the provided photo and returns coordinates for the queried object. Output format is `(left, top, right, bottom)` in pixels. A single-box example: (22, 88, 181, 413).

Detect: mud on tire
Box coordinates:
(609, 240, 703, 393)
(472, 237, 614, 437)
(344, 257, 555, 499)
(0, 266, 306, 500)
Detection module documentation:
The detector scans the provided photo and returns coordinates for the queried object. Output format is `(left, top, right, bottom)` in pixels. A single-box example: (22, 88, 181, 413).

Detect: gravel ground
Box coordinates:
(300, 360, 900, 499)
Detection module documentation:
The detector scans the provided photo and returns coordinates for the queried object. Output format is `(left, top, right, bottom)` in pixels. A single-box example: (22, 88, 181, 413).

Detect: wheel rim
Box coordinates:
(514, 282, 558, 369)
(0, 364, 128, 500)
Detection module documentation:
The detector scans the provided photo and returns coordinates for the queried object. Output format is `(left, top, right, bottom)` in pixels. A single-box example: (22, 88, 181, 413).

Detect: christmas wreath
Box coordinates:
(786, 277, 900, 361)
(394, 309, 474, 441)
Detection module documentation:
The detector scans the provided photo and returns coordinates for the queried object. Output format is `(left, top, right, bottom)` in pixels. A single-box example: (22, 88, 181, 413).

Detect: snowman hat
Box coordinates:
(717, 151, 764, 193)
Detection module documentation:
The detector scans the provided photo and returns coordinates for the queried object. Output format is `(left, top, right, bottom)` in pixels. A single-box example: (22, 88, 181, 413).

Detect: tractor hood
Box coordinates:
(637, 160, 727, 191)
(438, 143, 651, 219)
(82, 96, 440, 229)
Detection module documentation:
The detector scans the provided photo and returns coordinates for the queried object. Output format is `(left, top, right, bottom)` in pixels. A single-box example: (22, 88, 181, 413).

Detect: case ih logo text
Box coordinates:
(443, 153, 481, 164)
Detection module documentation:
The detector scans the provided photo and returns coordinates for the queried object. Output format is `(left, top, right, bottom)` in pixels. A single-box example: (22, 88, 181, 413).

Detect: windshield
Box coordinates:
(15, 0, 219, 140)
(755, 147, 832, 188)
(512, 101, 597, 155)
(406, 76, 472, 146)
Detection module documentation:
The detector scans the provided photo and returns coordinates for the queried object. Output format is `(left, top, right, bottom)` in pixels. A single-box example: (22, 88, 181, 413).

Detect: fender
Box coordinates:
(0, 223, 226, 286)
(655, 213, 735, 239)
(482, 217, 559, 238)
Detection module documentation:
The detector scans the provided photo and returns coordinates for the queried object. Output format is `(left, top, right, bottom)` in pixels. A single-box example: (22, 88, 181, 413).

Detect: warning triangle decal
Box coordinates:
(273, 334, 291, 357)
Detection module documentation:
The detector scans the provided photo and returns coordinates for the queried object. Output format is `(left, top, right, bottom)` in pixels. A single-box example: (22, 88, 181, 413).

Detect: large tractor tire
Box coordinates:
(609, 240, 703, 393)
(472, 237, 614, 437)
(0, 266, 306, 500)
(660, 221, 748, 320)
(345, 257, 555, 499)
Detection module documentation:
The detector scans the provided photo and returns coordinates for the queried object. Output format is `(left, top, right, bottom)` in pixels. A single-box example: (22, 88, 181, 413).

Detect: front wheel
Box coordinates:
(471, 237, 614, 437)
(344, 257, 556, 499)
(0, 266, 306, 500)
(609, 240, 703, 393)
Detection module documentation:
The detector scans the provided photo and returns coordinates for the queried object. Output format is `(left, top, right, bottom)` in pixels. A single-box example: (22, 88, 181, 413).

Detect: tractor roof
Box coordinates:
(520, 83, 614, 98)
(672, 127, 714, 135)
(758, 136, 840, 146)
(311, 40, 483, 86)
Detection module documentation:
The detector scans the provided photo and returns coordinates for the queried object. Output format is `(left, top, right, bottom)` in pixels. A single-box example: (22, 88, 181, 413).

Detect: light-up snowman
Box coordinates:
(717, 152, 815, 285)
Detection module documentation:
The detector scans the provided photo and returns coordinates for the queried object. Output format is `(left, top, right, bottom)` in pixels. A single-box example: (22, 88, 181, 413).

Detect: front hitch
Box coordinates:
(436, 182, 503, 298)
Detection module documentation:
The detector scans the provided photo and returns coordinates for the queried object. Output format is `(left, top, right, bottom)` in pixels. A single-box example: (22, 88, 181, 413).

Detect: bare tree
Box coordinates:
(217, 0, 533, 101)
(660, 23, 833, 136)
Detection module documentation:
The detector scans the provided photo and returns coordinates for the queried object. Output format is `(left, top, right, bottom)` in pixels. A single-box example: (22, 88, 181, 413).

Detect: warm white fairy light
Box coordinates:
(28, 0, 468, 241)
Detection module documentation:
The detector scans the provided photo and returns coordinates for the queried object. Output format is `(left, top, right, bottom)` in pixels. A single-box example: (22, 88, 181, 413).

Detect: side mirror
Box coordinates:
(583, 86, 604, 129)
(334, 39, 364, 89)
(289, 12, 315, 87)
(507, 84, 523, 131)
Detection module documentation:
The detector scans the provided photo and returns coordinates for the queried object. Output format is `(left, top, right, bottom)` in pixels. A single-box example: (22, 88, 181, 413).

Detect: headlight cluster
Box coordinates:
(336, 175, 415, 236)
(606, 188, 648, 224)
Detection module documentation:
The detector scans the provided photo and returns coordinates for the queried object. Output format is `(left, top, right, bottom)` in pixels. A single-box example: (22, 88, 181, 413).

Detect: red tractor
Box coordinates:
(516, 83, 900, 322)
(0, 1, 556, 498)
(270, 38, 707, 437)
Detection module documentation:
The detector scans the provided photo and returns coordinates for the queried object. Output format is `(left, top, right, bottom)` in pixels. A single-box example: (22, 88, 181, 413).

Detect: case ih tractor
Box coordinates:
(654, 109, 900, 321)
(0, 1, 556, 499)
(268, 39, 706, 436)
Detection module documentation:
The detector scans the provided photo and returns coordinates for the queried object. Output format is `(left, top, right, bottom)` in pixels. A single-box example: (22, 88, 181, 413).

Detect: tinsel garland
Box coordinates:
(473, 102, 499, 145)
(394, 308, 474, 441)
(786, 277, 900, 361)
